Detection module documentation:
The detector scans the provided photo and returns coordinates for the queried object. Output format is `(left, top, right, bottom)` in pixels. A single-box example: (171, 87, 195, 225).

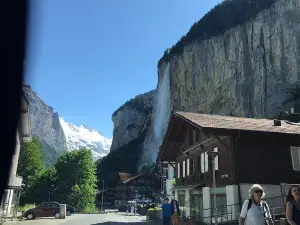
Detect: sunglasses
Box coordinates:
(254, 190, 263, 194)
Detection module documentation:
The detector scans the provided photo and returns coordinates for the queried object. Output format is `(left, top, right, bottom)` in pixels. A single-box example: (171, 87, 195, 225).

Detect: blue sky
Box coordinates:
(25, 0, 222, 137)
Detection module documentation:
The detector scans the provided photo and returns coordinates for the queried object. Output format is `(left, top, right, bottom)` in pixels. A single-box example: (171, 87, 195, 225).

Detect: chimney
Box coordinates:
(291, 108, 295, 114)
(274, 119, 281, 126)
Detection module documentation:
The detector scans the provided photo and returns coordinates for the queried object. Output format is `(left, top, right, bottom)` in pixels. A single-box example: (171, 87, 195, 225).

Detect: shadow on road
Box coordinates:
(91, 220, 161, 225)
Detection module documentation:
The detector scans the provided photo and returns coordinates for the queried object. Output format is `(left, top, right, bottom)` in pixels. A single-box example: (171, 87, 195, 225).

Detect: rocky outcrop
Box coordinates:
(110, 90, 156, 152)
(159, 0, 300, 118)
(22, 85, 68, 166)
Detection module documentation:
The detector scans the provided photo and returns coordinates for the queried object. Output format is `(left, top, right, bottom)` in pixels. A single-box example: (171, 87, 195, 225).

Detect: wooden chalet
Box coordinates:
(96, 188, 116, 209)
(115, 172, 161, 203)
(159, 112, 300, 222)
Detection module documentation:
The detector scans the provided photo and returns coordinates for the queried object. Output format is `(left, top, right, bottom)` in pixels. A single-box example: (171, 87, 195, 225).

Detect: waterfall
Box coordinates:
(139, 63, 171, 170)
(153, 63, 171, 148)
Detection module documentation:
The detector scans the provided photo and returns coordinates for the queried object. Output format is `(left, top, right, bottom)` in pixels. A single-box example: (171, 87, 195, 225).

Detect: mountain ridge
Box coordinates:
(23, 84, 111, 163)
(59, 117, 112, 160)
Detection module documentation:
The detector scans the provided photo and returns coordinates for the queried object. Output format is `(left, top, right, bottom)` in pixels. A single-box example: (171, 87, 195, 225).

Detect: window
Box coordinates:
(40, 203, 48, 208)
(49, 203, 60, 208)
(211, 194, 227, 215)
(208, 155, 213, 171)
(190, 158, 194, 175)
(180, 161, 184, 177)
(177, 163, 180, 178)
(196, 130, 200, 143)
(189, 129, 193, 146)
(197, 156, 201, 172)
(291, 146, 300, 171)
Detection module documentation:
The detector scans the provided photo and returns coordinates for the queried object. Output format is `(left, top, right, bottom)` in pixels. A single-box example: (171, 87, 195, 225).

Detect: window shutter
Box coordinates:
(183, 161, 186, 177)
(205, 152, 209, 172)
(177, 163, 180, 178)
(187, 159, 190, 176)
(290, 147, 300, 171)
(201, 153, 204, 173)
(214, 147, 219, 171)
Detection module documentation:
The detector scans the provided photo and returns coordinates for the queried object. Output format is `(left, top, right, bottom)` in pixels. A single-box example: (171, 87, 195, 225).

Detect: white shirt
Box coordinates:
(240, 199, 272, 225)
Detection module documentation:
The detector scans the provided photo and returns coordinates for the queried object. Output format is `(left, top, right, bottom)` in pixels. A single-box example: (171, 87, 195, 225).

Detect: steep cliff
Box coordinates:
(97, 90, 156, 184)
(158, 0, 300, 118)
(110, 90, 156, 152)
(23, 85, 68, 166)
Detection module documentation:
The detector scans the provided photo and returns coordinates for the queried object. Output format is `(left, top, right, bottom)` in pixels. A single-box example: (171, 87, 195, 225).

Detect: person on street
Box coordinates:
(286, 185, 300, 225)
(239, 184, 274, 225)
(171, 199, 180, 225)
(161, 198, 172, 225)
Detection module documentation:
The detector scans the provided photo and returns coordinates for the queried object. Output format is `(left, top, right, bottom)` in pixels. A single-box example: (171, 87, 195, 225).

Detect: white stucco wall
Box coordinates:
(226, 185, 240, 220)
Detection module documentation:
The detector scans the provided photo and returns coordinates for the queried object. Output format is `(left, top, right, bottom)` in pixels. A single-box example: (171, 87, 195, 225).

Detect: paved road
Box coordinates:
(6, 213, 161, 225)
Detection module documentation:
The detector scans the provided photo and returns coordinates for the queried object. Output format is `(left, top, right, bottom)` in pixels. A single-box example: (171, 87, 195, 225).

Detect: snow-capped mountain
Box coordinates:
(59, 118, 112, 160)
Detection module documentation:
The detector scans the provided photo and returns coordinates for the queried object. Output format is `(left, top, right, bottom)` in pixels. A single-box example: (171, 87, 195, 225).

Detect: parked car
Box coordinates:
(22, 202, 61, 220)
(65, 204, 75, 216)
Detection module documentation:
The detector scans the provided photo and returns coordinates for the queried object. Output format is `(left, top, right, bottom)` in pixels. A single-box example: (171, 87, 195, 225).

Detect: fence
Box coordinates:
(179, 196, 286, 224)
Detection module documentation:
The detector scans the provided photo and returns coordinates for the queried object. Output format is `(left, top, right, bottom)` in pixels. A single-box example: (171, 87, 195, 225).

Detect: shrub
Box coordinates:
(17, 204, 36, 212)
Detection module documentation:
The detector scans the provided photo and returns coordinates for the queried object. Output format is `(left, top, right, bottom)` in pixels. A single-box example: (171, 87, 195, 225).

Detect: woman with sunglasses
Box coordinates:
(239, 184, 274, 225)
(286, 185, 300, 225)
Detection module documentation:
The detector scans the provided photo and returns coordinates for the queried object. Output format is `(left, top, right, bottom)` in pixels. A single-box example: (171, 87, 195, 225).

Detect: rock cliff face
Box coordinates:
(23, 85, 68, 166)
(110, 90, 156, 152)
(159, 0, 300, 118)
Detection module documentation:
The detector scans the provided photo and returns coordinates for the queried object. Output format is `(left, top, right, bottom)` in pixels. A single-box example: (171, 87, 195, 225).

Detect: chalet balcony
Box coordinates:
(174, 170, 233, 187)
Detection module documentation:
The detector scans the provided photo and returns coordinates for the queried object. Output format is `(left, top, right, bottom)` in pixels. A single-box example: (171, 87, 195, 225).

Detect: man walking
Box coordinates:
(161, 198, 172, 225)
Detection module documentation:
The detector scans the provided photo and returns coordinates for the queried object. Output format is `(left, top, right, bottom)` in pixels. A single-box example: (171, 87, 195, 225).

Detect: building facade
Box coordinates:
(159, 112, 300, 223)
(115, 172, 161, 204)
(1, 91, 31, 219)
(96, 188, 116, 209)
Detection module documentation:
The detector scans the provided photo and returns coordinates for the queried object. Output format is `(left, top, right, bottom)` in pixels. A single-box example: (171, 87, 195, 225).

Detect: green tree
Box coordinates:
(18, 138, 44, 189)
(55, 148, 97, 210)
(68, 183, 97, 211)
(21, 166, 57, 204)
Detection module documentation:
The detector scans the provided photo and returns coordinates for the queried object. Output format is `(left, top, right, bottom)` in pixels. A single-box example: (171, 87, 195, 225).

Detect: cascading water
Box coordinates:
(139, 63, 172, 170)
(153, 63, 171, 149)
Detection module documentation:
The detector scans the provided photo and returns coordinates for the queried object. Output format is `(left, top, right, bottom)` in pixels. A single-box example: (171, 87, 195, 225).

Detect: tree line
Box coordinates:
(158, 0, 276, 66)
(17, 138, 97, 212)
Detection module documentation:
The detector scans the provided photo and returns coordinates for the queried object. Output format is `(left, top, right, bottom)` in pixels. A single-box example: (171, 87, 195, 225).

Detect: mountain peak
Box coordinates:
(59, 117, 112, 160)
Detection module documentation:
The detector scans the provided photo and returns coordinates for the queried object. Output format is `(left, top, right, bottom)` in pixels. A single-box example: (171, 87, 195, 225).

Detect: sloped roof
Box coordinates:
(175, 112, 300, 135)
(122, 172, 159, 184)
(118, 173, 133, 182)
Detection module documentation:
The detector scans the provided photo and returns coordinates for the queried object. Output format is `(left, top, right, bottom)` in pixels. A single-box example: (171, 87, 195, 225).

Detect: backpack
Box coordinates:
(247, 199, 268, 224)
(247, 198, 267, 211)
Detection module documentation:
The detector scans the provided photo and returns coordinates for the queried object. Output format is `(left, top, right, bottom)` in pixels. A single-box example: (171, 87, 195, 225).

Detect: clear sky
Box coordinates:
(25, 0, 222, 138)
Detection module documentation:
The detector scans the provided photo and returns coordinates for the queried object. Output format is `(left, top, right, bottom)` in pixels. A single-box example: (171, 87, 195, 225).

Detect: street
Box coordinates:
(5, 214, 160, 225)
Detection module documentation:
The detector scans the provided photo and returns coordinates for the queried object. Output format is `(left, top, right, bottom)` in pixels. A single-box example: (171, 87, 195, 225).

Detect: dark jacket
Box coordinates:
(171, 202, 180, 216)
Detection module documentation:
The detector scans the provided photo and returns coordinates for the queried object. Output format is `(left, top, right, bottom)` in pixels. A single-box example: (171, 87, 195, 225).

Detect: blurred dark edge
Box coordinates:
(0, 0, 28, 200)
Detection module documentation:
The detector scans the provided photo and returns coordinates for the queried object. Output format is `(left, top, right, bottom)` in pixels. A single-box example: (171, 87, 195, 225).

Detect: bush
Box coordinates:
(17, 204, 36, 212)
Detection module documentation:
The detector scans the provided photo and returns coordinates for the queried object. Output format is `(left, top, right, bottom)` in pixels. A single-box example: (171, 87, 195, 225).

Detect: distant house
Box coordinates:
(158, 161, 176, 200)
(1, 90, 31, 219)
(159, 111, 300, 223)
(95, 188, 116, 209)
(115, 172, 161, 204)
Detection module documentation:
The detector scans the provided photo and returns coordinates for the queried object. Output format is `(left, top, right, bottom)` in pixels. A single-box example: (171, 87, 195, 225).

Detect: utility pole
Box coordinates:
(207, 150, 219, 225)
(101, 180, 104, 212)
